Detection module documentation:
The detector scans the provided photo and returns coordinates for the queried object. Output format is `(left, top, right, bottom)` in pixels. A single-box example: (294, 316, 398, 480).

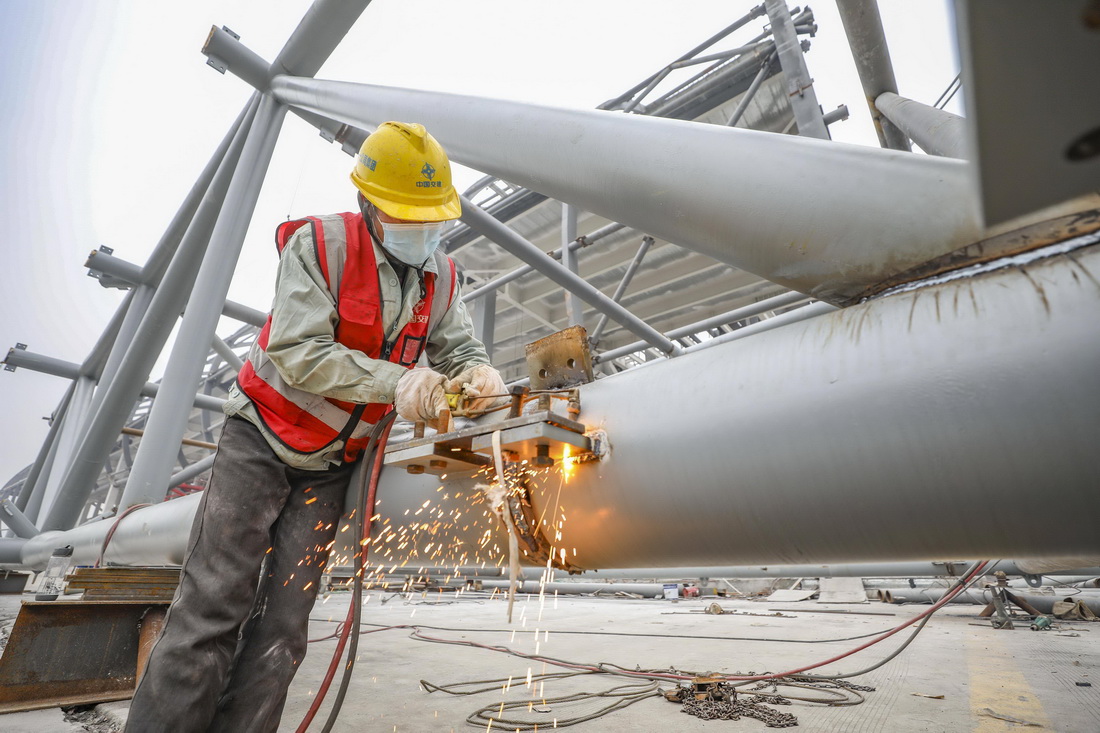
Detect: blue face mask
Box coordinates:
(379, 221, 445, 266)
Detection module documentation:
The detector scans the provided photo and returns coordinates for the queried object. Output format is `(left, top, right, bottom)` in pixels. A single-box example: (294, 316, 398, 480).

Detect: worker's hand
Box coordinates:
(445, 364, 508, 413)
(394, 368, 448, 423)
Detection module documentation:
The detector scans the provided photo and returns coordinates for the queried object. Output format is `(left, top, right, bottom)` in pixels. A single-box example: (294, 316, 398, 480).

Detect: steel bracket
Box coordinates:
(384, 410, 592, 477)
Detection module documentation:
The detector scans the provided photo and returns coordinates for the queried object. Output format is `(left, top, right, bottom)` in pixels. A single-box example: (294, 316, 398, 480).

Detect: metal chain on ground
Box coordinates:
(681, 697, 798, 727)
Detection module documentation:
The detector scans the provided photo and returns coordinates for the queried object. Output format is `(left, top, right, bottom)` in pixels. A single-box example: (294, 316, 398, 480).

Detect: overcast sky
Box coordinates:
(0, 0, 959, 490)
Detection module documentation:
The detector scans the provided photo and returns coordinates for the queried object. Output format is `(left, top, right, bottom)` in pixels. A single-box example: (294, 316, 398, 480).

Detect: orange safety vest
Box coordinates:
(237, 212, 456, 461)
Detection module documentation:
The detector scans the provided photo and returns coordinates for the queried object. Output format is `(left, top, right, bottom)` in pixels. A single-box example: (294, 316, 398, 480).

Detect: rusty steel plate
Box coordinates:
(525, 325, 594, 389)
(0, 600, 169, 713)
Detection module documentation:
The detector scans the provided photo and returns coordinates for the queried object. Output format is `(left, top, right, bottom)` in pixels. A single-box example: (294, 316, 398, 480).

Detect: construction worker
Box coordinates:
(126, 121, 506, 732)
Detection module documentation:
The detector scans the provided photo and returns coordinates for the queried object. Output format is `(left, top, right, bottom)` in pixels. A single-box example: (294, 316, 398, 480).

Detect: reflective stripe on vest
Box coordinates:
(238, 212, 456, 460)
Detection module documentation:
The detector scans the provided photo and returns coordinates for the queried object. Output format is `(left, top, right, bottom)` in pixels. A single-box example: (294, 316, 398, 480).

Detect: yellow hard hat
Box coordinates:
(350, 121, 461, 222)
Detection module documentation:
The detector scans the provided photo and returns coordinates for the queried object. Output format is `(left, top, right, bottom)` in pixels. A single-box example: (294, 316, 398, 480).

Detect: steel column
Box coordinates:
(79, 289, 137, 380)
(119, 95, 287, 511)
(269, 0, 373, 78)
(560, 203, 584, 327)
(763, 0, 829, 139)
(875, 91, 967, 159)
(458, 197, 677, 354)
(92, 287, 151, 399)
(269, 75, 981, 304)
(473, 289, 496, 361)
(40, 98, 259, 532)
(590, 236, 653, 346)
(835, 0, 912, 151)
(21, 430, 60, 524)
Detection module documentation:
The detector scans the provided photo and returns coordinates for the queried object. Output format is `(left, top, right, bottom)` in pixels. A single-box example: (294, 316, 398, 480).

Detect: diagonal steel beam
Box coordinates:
(268, 75, 981, 305)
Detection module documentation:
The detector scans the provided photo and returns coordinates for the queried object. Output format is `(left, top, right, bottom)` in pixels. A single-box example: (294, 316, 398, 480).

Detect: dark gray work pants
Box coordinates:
(126, 416, 356, 733)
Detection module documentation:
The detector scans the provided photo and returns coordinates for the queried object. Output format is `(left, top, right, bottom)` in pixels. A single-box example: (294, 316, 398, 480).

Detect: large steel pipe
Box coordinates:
(9, 242, 1099, 572)
(18, 493, 202, 569)
(371, 239, 1100, 569)
(269, 75, 982, 304)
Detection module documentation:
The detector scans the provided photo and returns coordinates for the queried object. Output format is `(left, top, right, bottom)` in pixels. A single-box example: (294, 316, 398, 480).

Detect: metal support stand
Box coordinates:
(119, 94, 287, 511)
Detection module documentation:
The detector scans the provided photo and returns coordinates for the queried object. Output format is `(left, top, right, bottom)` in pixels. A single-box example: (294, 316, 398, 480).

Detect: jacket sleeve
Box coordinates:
(425, 276, 492, 379)
(264, 230, 408, 404)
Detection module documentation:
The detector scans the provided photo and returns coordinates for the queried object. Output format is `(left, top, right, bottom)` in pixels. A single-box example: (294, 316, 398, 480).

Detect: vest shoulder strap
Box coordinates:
(428, 250, 457, 335)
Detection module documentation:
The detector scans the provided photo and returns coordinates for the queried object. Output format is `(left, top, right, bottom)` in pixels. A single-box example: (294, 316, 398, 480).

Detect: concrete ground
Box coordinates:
(1, 589, 1097, 732)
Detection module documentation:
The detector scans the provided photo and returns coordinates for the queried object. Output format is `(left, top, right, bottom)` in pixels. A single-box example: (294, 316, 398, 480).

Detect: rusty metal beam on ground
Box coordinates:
(0, 600, 169, 713)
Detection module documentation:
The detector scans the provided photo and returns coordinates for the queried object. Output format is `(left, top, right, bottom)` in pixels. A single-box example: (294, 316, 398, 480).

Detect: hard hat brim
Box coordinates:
(351, 172, 462, 222)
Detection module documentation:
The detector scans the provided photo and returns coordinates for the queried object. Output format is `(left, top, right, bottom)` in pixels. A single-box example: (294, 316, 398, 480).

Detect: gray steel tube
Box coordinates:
(458, 197, 678, 354)
(14, 382, 75, 512)
(883, 587, 1100, 615)
(93, 287, 151, 402)
(269, 0, 372, 78)
(3, 349, 225, 412)
(211, 335, 244, 372)
(726, 51, 777, 127)
(835, 0, 911, 151)
(269, 75, 981, 304)
(0, 498, 39, 539)
(119, 95, 287, 511)
(560, 204, 584, 327)
(40, 98, 258, 532)
(875, 91, 967, 159)
(461, 223, 627, 304)
(590, 237, 653, 345)
(468, 580, 664, 598)
(221, 299, 267, 327)
(80, 289, 137, 378)
(169, 454, 216, 488)
(10, 244, 1099, 572)
(0, 539, 26, 565)
(370, 240, 1100, 569)
(17, 492, 203, 569)
(87, 251, 268, 327)
(595, 290, 812, 362)
(764, 0, 828, 139)
(204, 25, 271, 92)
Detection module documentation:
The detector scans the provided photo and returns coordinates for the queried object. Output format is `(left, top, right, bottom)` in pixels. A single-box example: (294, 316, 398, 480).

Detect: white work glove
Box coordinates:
(394, 368, 448, 423)
(445, 364, 508, 413)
